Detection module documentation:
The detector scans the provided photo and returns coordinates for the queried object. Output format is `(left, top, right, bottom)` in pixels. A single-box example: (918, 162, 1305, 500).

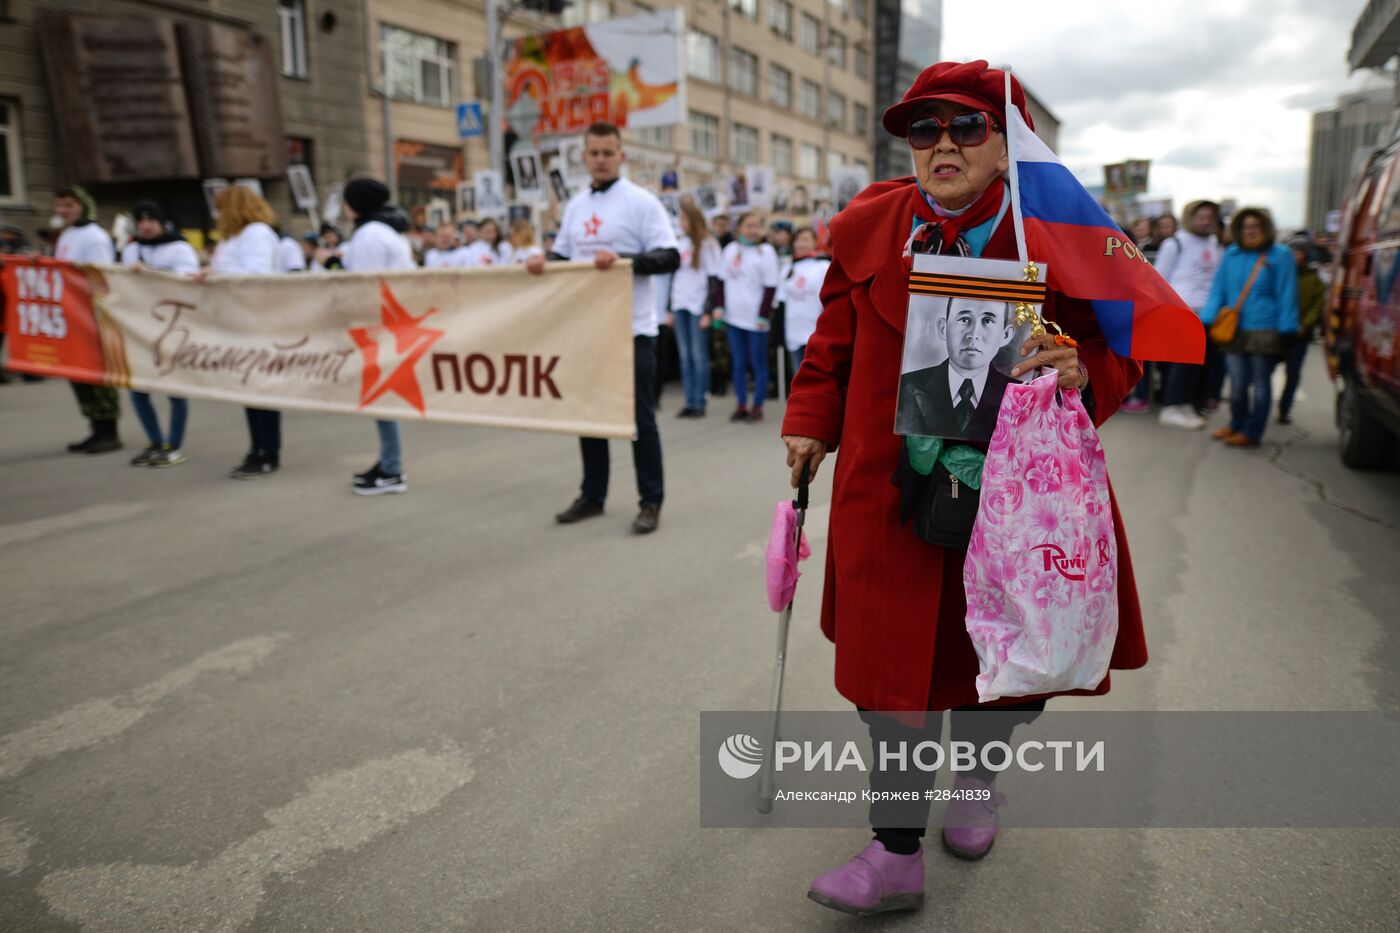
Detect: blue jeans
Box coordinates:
(129, 391, 188, 447)
(1279, 337, 1310, 417)
(727, 324, 768, 409)
(673, 309, 710, 411)
(1224, 352, 1279, 441)
(376, 420, 402, 474)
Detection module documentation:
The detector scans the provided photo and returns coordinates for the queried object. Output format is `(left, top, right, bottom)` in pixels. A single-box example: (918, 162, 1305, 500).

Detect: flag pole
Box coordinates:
(1002, 66, 1044, 338)
(1003, 66, 1029, 265)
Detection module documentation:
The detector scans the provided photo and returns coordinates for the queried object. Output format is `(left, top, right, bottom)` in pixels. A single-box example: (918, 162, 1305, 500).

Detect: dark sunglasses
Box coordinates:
(907, 110, 1001, 150)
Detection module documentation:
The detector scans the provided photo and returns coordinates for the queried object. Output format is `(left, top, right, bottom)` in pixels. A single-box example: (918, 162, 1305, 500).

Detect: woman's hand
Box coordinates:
(699, 313, 712, 329)
(1010, 333, 1084, 388)
(782, 435, 828, 488)
(191, 268, 210, 283)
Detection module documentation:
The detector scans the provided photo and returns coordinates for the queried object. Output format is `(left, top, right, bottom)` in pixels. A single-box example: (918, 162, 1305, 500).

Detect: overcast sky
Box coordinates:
(944, 0, 1386, 227)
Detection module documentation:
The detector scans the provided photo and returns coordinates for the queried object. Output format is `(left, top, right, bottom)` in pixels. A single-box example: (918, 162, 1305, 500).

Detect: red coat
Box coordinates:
(782, 178, 1148, 712)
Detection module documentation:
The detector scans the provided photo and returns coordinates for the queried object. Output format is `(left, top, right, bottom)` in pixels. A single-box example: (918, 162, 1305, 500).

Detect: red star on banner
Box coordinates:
(348, 281, 446, 414)
(583, 214, 603, 237)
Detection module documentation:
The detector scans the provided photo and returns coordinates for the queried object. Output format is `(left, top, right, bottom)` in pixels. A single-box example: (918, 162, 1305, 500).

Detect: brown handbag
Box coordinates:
(1209, 254, 1267, 345)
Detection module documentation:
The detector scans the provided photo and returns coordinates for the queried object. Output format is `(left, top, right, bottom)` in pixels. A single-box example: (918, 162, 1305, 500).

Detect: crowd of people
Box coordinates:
(0, 123, 833, 529)
(1115, 201, 1324, 447)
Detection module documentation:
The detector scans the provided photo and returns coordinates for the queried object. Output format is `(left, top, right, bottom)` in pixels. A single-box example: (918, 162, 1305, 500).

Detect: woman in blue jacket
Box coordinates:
(1200, 208, 1299, 447)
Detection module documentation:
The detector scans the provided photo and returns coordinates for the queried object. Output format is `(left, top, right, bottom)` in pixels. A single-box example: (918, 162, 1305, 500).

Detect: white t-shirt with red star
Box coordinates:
(778, 255, 832, 351)
(553, 177, 678, 337)
(719, 240, 780, 332)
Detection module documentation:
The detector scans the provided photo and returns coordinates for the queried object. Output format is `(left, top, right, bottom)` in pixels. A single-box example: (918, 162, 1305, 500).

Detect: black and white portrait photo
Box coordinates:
(512, 150, 544, 201)
(474, 170, 504, 212)
(456, 182, 475, 217)
(548, 168, 571, 204)
(894, 255, 1042, 441)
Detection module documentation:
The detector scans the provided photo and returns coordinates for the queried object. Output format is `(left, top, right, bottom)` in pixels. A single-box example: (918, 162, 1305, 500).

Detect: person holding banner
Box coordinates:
(207, 187, 284, 479)
(340, 177, 416, 496)
(53, 185, 122, 454)
(121, 200, 198, 467)
(526, 121, 680, 535)
(779, 61, 1147, 917)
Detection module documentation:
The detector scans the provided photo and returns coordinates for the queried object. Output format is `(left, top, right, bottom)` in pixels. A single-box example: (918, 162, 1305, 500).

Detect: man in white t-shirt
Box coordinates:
(526, 122, 680, 534)
(52, 184, 123, 454)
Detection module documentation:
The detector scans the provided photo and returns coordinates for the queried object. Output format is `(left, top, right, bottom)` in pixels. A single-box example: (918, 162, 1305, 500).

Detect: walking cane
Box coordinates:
(757, 463, 810, 814)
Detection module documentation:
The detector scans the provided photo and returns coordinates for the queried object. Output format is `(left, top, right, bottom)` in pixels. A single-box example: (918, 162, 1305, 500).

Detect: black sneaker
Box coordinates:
(67, 434, 97, 453)
(675, 407, 697, 418)
(555, 496, 604, 524)
(352, 465, 407, 496)
(353, 461, 381, 484)
(728, 407, 750, 423)
(747, 408, 765, 424)
(150, 445, 186, 468)
(230, 455, 278, 479)
(131, 443, 161, 466)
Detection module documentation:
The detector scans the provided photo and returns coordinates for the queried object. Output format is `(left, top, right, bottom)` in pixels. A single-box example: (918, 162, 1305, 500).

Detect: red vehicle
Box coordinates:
(1327, 131, 1400, 468)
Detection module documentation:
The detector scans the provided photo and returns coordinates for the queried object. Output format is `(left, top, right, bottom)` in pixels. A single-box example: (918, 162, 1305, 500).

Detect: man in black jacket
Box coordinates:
(895, 296, 1018, 441)
(525, 122, 680, 534)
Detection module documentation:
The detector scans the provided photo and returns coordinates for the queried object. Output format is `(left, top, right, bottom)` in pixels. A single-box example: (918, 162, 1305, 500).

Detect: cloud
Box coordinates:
(944, 0, 1377, 226)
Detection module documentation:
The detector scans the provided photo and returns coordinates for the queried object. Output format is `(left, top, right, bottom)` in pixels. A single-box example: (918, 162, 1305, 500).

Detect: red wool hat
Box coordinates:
(882, 60, 1035, 138)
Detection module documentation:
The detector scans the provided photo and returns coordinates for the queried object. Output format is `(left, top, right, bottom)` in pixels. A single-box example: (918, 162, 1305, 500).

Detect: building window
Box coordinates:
(799, 79, 821, 119)
(279, 0, 308, 78)
(768, 63, 792, 109)
(768, 0, 792, 39)
(381, 25, 456, 107)
(562, 0, 613, 26)
(854, 46, 869, 79)
(689, 110, 720, 158)
(0, 99, 25, 205)
(851, 0, 868, 23)
(827, 90, 845, 129)
(799, 13, 821, 55)
(771, 133, 793, 174)
(852, 102, 869, 135)
(731, 0, 758, 22)
(731, 123, 759, 164)
(827, 30, 845, 69)
(729, 46, 758, 97)
(799, 142, 820, 180)
(826, 150, 843, 180)
(634, 125, 673, 149)
(286, 136, 314, 166)
(687, 29, 722, 83)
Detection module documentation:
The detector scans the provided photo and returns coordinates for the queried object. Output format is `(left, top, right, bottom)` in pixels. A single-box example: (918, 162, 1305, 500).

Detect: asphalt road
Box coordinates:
(2, 350, 1398, 933)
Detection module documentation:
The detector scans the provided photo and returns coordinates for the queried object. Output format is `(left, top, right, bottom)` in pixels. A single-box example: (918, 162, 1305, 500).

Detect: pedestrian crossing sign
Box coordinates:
(457, 103, 484, 139)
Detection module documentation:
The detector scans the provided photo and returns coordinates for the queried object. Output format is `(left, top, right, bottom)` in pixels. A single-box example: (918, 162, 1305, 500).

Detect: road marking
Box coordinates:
(0, 635, 288, 780)
(0, 818, 36, 874)
(39, 745, 475, 933)
(0, 502, 150, 548)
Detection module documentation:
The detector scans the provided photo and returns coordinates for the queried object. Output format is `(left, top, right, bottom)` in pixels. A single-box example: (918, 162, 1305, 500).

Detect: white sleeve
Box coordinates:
(85, 230, 116, 264)
(703, 239, 722, 277)
(761, 245, 780, 288)
(120, 242, 139, 267)
(171, 242, 202, 276)
(638, 194, 679, 252)
(553, 202, 576, 258)
(498, 242, 515, 264)
(244, 224, 280, 274)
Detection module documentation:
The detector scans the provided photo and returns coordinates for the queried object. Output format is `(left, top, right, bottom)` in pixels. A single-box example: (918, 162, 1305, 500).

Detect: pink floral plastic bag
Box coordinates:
(766, 500, 811, 612)
(963, 371, 1119, 702)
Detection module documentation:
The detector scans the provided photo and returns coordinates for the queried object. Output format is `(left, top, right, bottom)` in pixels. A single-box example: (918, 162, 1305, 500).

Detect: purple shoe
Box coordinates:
(807, 840, 924, 917)
(941, 775, 1008, 860)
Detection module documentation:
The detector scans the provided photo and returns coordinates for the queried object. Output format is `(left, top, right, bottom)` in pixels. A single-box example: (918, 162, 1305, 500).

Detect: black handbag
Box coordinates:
(893, 447, 980, 550)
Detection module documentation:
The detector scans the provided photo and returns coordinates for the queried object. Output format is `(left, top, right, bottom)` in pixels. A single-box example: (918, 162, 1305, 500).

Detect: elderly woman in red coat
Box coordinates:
(781, 60, 1147, 917)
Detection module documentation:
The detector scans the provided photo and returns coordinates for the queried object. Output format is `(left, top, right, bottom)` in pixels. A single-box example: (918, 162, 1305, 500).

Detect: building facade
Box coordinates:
(0, 0, 371, 241)
(1306, 88, 1394, 233)
(355, 0, 878, 223)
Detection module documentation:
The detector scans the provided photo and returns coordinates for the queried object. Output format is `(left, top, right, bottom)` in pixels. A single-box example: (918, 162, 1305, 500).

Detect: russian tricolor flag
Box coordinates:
(1007, 108, 1205, 364)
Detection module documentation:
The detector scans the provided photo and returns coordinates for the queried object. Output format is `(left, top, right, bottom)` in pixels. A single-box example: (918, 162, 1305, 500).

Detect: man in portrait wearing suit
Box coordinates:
(895, 295, 1019, 440)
